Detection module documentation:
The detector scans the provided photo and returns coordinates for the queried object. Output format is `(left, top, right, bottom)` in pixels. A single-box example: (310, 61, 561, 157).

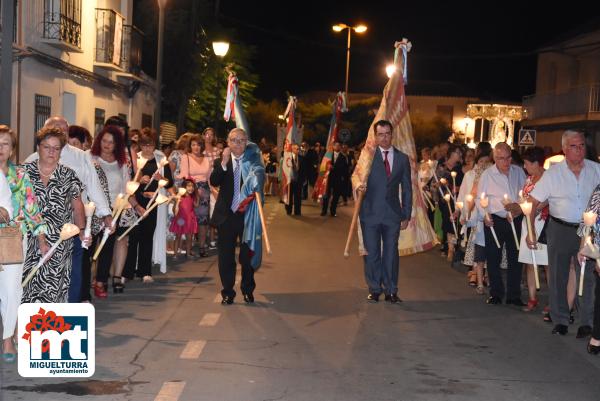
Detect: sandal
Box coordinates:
(543, 306, 552, 322)
(468, 271, 477, 287)
(522, 299, 538, 312)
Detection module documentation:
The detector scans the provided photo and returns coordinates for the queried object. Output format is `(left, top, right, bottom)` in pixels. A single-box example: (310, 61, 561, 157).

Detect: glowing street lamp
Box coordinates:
(212, 41, 230, 57)
(332, 23, 367, 98)
(386, 64, 396, 78)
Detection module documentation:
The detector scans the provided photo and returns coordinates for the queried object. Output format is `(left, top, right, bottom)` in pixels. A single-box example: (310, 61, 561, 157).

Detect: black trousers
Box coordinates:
(322, 182, 342, 215)
(286, 179, 302, 215)
(483, 215, 523, 300)
(593, 272, 600, 339)
(217, 211, 255, 298)
(123, 209, 157, 279)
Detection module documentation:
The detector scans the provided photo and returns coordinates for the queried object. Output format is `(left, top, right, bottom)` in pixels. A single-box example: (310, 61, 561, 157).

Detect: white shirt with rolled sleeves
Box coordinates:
(476, 164, 526, 219)
(529, 159, 600, 223)
(24, 144, 111, 217)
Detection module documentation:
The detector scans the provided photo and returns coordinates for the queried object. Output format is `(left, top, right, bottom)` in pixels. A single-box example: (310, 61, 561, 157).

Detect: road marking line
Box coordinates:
(180, 340, 207, 359)
(199, 313, 221, 327)
(155, 381, 186, 401)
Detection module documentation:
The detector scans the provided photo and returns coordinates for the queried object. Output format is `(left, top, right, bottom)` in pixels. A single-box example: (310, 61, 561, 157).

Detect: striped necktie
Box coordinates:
(231, 158, 241, 212)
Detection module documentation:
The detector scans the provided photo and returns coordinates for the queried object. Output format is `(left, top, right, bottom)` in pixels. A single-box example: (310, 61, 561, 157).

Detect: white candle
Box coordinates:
(443, 194, 457, 236)
(465, 194, 474, 220)
(143, 159, 169, 190)
(81, 202, 95, 250)
(480, 193, 500, 248)
(118, 194, 171, 241)
(520, 200, 539, 289)
(133, 157, 148, 182)
(146, 179, 169, 209)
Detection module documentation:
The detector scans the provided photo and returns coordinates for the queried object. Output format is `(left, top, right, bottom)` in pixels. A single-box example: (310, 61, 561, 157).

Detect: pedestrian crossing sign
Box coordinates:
(518, 129, 536, 146)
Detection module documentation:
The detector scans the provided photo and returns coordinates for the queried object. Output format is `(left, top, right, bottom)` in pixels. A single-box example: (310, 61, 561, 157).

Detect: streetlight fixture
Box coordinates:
(212, 39, 229, 134)
(332, 23, 367, 98)
(154, 0, 168, 136)
(385, 64, 396, 79)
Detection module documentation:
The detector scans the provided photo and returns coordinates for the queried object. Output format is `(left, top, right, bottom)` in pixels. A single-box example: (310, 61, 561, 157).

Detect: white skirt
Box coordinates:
(518, 215, 549, 265)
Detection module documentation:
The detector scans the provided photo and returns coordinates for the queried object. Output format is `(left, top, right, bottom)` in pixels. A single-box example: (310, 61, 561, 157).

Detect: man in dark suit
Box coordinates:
(321, 141, 349, 217)
(356, 120, 412, 303)
(210, 128, 261, 304)
(286, 143, 306, 215)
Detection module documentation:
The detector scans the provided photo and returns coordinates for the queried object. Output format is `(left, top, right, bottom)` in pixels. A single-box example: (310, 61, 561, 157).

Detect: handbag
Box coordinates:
(0, 212, 23, 265)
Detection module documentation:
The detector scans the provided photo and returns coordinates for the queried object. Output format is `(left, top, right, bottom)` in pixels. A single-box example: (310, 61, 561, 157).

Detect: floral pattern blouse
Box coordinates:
(578, 183, 600, 245)
(0, 162, 47, 236)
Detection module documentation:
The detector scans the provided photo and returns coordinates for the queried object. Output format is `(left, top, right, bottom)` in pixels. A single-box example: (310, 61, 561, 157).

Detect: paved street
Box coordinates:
(2, 197, 600, 401)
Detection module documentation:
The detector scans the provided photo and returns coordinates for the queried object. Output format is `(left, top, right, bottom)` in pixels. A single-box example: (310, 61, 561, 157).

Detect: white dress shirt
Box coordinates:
(477, 164, 526, 218)
(25, 144, 111, 217)
(530, 159, 600, 223)
(379, 146, 394, 174)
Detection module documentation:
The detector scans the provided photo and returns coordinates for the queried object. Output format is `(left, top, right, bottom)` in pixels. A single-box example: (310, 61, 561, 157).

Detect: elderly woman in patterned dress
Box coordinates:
(0, 125, 48, 362)
(22, 127, 87, 303)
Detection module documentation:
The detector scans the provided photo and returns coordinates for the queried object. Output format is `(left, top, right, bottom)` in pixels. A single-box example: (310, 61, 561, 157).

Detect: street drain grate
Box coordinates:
(2, 380, 147, 396)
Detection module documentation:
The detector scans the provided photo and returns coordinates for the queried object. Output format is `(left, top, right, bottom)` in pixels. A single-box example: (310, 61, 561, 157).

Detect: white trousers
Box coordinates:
(0, 238, 26, 339)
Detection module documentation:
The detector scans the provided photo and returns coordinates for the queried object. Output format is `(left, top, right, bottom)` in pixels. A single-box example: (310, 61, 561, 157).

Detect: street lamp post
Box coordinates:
(154, 0, 167, 138)
(332, 23, 367, 99)
(212, 41, 229, 133)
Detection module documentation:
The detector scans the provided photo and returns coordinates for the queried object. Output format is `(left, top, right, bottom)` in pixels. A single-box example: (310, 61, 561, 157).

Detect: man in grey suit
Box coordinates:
(356, 120, 412, 303)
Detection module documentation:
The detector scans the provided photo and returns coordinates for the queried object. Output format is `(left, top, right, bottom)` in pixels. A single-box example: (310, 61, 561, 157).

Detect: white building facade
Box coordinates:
(5, 0, 156, 161)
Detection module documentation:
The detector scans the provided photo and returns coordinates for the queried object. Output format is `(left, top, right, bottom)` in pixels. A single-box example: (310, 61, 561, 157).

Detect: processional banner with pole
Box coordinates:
(312, 91, 347, 202)
(351, 39, 438, 256)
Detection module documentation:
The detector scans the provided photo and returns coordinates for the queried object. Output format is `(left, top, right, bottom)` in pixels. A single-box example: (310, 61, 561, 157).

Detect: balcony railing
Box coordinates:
(523, 84, 600, 121)
(95, 8, 124, 69)
(42, 0, 82, 50)
(120, 25, 143, 75)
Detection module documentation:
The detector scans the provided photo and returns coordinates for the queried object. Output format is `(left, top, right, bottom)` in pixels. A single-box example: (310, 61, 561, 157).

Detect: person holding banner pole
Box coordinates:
(354, 120, 412, 304)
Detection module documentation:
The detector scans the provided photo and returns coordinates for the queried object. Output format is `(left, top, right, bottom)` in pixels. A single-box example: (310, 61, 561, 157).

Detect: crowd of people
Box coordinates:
(2, 116, 600, 363)
(419, 130, 600, 355)
(0, 116, 253, 363)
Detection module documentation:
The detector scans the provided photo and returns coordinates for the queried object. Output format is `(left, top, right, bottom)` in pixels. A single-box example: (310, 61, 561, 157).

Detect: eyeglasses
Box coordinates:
(41, 144, 62, 153)
(228, 138, 247, 145)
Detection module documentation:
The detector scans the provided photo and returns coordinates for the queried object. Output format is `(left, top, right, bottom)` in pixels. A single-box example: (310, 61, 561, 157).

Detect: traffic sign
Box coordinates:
(518, 129, 536, 146)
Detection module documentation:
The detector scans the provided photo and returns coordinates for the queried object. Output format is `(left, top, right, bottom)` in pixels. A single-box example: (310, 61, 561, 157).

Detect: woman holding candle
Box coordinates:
(89, 126, 136, 294)
(179, 134, 212, 257)
(22, 127, 87, 303)
(123, 128, 174, 283)
(430, 144, 463, 261)
(507, 147, 550, 312)
(459, 146, 492, 293)
(0, 125, 47, 363)
(577, 186, 600, 353)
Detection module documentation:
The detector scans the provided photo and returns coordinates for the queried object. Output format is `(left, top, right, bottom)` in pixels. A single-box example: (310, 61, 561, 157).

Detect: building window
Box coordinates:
(141, 114, 152, 129)
(34, 95, 52, 136)
(94, 108, 105, 135)
(43, 0, 82, 49)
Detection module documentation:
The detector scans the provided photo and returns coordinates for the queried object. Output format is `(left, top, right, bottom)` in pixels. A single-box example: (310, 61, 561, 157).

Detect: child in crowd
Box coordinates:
(169, 179, 199, 258)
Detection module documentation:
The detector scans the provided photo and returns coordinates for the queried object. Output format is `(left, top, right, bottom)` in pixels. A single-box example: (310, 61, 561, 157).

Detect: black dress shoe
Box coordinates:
(577, 325, 593, 339)
(221, 295, 234, 305)
(506, 298, 526, 307)
(243, 293, 254, 303)
(384, 293, 402, 303)
(367, 293, 380, 303)
(486, 296, 502, 305)
(587, 342, 600, 355)
(552, 324, 568, 335)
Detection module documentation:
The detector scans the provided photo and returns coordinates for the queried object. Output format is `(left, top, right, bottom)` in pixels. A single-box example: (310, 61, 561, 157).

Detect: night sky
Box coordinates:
(218, 1, 598, 102)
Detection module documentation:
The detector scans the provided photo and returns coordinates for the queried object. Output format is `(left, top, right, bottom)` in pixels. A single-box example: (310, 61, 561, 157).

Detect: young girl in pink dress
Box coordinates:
(170, 179, 199, 257)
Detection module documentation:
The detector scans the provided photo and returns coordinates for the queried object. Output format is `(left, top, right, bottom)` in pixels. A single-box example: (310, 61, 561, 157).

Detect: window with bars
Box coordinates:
(43, 0, 82, 49)
(34, 95, 52, 137)
(94, 108, 105, 135)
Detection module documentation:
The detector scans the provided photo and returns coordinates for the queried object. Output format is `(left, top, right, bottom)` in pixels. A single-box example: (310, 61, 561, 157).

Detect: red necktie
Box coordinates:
(383, 150, 391, 178)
